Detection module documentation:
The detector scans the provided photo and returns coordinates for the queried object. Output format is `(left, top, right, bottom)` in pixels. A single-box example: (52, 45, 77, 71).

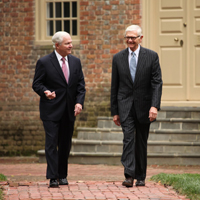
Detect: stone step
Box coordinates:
(77, 127, 123, 141)
(97, 117, 200, 130)
(149, 129, 200, 142)
(37, 150, 200, 165)
(71, 139, 200, 154)
(147, 141, 200, 154)
(147, 153, 200, 165)
(71, 139, 122, 153)
(37, 108, 200, 166)
(77, 127, 200, 142)
(150, 118, 200, 131)
(97, 107, 200, 125)
(158, 107, 200, 119)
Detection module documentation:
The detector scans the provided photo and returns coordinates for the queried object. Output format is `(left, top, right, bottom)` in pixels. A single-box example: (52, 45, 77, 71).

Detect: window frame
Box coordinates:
(35, 0, 80, 45)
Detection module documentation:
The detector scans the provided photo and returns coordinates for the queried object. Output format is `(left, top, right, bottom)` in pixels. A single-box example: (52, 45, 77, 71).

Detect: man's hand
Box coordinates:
(74, 103, 82, 116)
(44, 90, 56, 100)
(149, 106, 158, 122)
(113, 115, 121, 126)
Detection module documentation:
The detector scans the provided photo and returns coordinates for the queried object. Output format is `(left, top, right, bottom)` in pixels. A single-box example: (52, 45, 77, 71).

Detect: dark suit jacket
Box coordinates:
(32, 51, 86, 122)
(111, 46, 162, 124)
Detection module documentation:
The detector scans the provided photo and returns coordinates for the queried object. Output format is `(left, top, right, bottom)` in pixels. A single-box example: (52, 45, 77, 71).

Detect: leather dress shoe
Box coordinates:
(59, 178, 68, 185)
(122, 177, 133, 187)
(49, 179, 59, 188)
(135, 180, 145, 186)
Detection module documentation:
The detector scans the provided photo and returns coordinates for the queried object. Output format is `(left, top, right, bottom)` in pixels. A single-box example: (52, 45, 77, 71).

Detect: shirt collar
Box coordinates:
(55, 50, 68, 61)
(129, 44, 140, 57)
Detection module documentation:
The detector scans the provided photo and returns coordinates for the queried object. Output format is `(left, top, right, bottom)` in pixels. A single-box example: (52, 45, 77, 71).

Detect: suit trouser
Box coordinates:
(43, 110, 74, 179)
(121, 104, 150, 180)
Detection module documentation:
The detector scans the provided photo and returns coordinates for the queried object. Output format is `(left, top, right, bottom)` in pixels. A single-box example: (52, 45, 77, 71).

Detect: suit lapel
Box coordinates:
(122, 48, 133, 84)
(50, 51, 67, 84)
(67, 55, 75, 85)
(133, 46, 146, 85)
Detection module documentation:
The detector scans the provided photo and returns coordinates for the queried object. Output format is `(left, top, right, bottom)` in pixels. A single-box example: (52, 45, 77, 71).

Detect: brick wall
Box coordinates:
(77, 0, 141, 127)
(0, 0, 141, 155)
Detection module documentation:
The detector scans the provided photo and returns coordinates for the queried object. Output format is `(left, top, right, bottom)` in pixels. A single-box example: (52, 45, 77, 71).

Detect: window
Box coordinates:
(35, 0, 80, 45)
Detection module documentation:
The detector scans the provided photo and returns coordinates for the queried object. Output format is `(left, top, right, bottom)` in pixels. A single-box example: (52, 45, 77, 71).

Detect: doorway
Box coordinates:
(142, 0, 200, 106)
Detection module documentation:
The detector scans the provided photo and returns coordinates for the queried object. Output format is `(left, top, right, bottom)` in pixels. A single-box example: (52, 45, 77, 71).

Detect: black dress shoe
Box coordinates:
(59, 178, 68, 185)
(49, 179, 59, 188)
(135, 180, 145, 186)
(122, 177, 133, 187)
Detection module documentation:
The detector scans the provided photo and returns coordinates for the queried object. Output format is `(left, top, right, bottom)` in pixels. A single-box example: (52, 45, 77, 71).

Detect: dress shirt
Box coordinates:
(128, 45, 140, 66)
(54, 50, 70, 79)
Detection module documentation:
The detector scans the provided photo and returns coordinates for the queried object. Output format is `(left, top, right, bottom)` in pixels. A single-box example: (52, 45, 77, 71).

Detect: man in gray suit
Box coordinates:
(111, 25, 162, 187)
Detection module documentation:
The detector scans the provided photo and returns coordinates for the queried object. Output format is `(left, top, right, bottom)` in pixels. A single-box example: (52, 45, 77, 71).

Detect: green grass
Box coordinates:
(0, 174, 6, 181)
(0, 174, 7, 200)
(150, 173, 200, 200)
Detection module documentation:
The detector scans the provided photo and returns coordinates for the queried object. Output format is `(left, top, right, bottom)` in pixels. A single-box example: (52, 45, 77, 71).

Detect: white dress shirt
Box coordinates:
(54, 50, 70, 79)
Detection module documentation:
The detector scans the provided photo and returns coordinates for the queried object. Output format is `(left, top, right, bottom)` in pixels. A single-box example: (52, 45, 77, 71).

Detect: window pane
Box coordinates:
(56, 20, 62, 32)
(47, 20, 54, 36)
(72, 2, 77, 17)
(72, 20, 77, 35)
(64, 20, 70, 33)
(55, 2, 61, 18)
(64, 2, 70, 17)
(47, 2, 53, 18)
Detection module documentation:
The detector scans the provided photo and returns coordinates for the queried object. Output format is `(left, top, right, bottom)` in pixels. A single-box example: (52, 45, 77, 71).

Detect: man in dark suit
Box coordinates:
(32, 31, 86, 187)
(111, 25, 162, 187)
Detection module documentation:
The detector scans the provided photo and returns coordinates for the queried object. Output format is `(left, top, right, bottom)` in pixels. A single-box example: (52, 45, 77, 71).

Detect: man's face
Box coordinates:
(125, 30, 143, 52)
(56, 34, 73, 57)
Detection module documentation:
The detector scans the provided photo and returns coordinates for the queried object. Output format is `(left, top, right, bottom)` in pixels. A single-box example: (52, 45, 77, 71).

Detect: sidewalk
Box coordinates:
(0, 157, 199, 200)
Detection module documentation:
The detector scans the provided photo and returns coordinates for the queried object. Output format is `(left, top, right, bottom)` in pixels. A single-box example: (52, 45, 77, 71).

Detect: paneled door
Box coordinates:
(188, 0, 200, 100)
(143, 0, 200, 104)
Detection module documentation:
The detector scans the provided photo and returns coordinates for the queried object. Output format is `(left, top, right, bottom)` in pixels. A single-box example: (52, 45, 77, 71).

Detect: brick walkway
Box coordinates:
(1, 157, 199, 200)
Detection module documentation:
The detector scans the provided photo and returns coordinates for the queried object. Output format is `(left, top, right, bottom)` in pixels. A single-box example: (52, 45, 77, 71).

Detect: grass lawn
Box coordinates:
(0, 174, 7, 200)
(150, 173, 200, 200)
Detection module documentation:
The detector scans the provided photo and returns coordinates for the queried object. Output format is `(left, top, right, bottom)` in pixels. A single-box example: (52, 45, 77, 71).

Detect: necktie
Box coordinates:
(130, 52, 137, 82)
(61, 57, 68, 83)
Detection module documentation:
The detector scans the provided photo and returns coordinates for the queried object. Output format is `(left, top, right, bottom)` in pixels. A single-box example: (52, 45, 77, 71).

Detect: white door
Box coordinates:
(142, 0, 200, 105)
(188, 0, 200, 100)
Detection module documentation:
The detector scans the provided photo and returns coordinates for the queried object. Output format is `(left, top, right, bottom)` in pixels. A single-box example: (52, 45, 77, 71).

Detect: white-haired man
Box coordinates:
(111, 25, 162, 187)
(32, 31, 86, 187)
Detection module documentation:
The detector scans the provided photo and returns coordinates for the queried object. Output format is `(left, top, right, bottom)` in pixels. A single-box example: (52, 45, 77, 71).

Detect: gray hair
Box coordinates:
(52, 31, 70, 48)
(125, 25, 142, 37)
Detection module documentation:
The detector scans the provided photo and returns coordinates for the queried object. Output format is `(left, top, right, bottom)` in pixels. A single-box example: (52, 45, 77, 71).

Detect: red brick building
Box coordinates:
(0, 0, 141, 155)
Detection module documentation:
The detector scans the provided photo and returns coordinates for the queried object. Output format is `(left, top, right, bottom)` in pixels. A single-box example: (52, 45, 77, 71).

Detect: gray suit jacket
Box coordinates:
(111, 46, 162, 124)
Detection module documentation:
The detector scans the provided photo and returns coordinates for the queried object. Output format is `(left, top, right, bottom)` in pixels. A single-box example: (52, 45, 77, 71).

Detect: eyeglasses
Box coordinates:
(124, 36, 140, 40)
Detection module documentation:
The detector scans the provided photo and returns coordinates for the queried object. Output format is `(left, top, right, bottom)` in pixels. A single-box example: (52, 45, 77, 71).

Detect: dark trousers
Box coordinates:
(43, 111, 74, 179)
(121, 104, 150, 180)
